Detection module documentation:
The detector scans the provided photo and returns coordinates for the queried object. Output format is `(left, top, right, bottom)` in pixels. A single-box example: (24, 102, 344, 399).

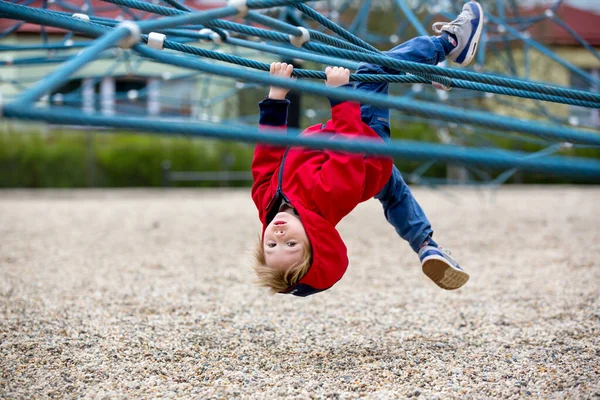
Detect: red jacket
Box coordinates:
(252, 98, 393, 296)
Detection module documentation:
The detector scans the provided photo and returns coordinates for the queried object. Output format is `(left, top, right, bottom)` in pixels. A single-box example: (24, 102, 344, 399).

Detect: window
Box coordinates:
(114, 77, 148, 116)
(51, 76, 164, 117)
(570, 68, 599, 128)
(159, 77, 194, 117)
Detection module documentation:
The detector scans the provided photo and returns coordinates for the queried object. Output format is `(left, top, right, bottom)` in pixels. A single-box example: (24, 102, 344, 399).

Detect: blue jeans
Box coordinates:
(356, 36, 446, 253)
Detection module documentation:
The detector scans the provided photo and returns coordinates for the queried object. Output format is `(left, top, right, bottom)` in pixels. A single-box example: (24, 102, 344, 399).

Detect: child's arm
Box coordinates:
(325, 67, 363, 136)
(266, 62, 293, 102)
(314, 67, 392, 220)
(251, 63, 293, 208)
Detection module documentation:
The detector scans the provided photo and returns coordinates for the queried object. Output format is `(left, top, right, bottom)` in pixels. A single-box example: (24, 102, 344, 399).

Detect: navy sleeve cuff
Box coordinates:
(259, 98, 290, 126)
(328, 83, 354, 108)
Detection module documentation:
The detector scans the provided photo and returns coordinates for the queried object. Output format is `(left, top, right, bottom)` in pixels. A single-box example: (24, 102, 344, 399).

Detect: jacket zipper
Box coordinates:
(266, 147, 291, 211)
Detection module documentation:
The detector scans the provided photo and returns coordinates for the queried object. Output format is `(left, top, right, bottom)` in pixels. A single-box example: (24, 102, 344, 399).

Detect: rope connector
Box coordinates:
(228, 0, 248, 17)
(199, 28, 227, 45)
(289, 27, 310, 48)
(561, 142, 573, 149)
(116, 21, 141, 49)
(544, 9, 554, 18)
(148, 32, 166, 50)
(72, 13, 90, 22)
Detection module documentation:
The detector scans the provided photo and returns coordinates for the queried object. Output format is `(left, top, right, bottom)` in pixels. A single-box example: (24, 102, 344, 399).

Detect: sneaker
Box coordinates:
(418, 245, 469, 290)
(432, 1, 484, 67)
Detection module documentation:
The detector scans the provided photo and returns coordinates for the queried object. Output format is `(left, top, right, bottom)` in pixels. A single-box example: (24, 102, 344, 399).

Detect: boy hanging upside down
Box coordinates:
(251, 2, 484, 296)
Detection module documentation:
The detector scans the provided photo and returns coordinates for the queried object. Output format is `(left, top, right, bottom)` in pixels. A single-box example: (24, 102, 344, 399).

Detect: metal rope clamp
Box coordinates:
(199, 28, 228, 45)
(289, 27, 310, 48)
(228, 0, 248, 17)
(116, 21, 141, 49)
(148, 32, 166, 50)
(72, 13, 90, 22)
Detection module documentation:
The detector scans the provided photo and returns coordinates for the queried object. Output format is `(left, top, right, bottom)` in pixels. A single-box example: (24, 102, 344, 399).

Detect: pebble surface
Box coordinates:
(0, 187, 598, 399)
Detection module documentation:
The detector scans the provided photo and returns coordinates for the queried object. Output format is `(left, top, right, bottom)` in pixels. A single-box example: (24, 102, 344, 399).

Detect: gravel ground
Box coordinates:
(0, 187, 599, 399)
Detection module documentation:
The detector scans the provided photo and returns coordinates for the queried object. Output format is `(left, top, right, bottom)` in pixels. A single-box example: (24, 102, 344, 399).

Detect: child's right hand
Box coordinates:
(268, 62, 293, 100)
(325, 66, 350, 87)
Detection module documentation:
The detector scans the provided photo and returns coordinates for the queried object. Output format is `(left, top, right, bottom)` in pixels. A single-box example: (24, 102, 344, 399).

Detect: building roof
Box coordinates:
(4, 1, 600, 46)
(520, 3, 600, 46)
(0, 0, 226, 34)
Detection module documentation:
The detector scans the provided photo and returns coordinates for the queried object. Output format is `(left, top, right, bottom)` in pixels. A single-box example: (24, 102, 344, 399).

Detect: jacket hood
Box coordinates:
(282, 200, 348, 297)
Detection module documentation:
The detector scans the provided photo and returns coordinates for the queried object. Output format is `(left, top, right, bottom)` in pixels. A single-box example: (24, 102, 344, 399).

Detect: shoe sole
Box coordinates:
(458, 1, 485, 67)
(422, 256, 470, 290)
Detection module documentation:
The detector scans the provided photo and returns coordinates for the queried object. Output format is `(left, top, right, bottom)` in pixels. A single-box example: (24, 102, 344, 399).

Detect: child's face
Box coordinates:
(263, 211, 309, 270)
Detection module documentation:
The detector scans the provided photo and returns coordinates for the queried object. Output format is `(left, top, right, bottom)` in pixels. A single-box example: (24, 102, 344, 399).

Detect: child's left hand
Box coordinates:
(325, 66, 350, 87)
(268, 62, 294, 100)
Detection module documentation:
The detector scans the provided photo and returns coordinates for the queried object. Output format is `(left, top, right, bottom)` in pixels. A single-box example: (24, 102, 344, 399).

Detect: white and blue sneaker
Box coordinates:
(432, 1, 484, 67)
(418, 245, 469, 290)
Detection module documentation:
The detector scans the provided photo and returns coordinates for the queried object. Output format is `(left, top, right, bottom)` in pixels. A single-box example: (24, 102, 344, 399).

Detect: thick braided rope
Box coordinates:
(7, 2, 599, 151)
(245, 10, 380, 54)
(449, 79, 599, 109)
(0, 1, 111, 36)
(307, 30, 378, 54)
(50, 0, 450, 90)
(159, 38, 599, 108)
(245, 11, 378, 54)
(133, 44, 600, 147)
(121, 0, 314, 31)
(292, 4, 598, 102)
(3, 1, 598, 110)
(1, 0, 597, 177)
(118, 0, 600, 105)
(246, 11, 303, 37)
(205, 20, 380, 56)
(157, 39, 425, 84)
(295, 41, 600, 105)
(161, 0, 192, 12)
(100, 0, 451, 88)
(290, 3, 453, 87)
(292, 3, 380, 53)
(0, 3, 586, 117)
(87, 0, 311, 33)
(3, 1, 600, 109)
(13, 0, 598, 108)
(96, 0, 598, 106)
(102, 0, 377, 54)
(4, 104, 600, 179)
(222, 37, 600, 108)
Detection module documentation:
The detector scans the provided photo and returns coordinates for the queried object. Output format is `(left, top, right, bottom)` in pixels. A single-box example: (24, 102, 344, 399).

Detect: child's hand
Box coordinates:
(325, 66, 350, 87)
(268, 62, 293, 100)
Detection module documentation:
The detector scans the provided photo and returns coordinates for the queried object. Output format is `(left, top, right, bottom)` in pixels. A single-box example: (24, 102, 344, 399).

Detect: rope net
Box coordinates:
(1, 0, 599, 182)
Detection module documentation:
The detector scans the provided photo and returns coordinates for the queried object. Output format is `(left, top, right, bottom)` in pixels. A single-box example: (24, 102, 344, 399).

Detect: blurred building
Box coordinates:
(0, 0, 265, 123)
(484, 2, 599, 128)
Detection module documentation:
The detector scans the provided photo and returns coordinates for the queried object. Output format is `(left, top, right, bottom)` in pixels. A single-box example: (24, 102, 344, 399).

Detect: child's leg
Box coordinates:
(355, 36, 448, 140)
(358, 1, 485, 290)
(356, 36, 449, 252)
(375, 166, 434, 252)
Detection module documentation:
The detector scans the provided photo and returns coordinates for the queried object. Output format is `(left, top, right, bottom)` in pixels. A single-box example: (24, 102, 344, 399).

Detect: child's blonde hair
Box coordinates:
(253, 237, 312, 294)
